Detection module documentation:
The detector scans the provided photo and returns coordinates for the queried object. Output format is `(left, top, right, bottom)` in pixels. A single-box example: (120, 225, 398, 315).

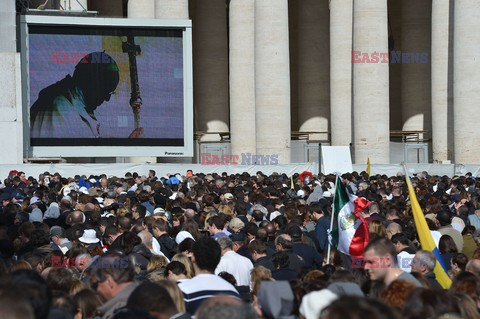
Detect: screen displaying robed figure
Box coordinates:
(28, 26, 185, 147)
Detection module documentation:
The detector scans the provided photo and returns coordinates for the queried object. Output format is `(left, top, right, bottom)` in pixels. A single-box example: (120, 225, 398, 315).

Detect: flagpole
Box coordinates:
(366, 157, 371, 177)
(326, 173, 338, 264)
(402, 163, 412, 203)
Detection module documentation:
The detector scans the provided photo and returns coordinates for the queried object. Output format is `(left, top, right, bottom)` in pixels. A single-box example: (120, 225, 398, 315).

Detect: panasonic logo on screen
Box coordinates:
(165, 152, 184, 155)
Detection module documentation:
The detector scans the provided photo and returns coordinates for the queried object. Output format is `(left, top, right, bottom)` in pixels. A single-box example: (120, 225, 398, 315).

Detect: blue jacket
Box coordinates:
(78, 177, 91, 189)
(314, 216, 331, 252)
(292, 242, 323, 268)
(166, 176, 180, 185)
(141, 201, 154, 216)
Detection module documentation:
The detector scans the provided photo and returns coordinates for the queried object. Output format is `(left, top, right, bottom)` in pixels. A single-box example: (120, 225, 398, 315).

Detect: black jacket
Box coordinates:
(292, 242, 323, 269)
(236, 245, 253, 261)
(272, 268, 298, 281)
(254, 256, 275, 272)
(425, 271, 443, 290)
(156, 234, 177, 259)
(129, 243, 151, 270)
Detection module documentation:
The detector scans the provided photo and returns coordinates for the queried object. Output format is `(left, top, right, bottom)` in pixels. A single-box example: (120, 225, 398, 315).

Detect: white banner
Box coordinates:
(321, 146, 353, 174)
(2, 163, 479, 180)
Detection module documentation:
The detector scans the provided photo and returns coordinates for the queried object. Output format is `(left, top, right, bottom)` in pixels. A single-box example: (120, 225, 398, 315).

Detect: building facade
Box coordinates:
(2, 0, 480, 164)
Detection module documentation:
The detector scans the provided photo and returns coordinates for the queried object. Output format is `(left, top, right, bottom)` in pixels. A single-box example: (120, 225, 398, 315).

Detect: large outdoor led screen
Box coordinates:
(21, 16, 193, 157)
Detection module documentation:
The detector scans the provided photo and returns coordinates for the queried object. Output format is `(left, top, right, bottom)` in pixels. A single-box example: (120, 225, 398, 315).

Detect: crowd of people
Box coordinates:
(1, 168, 480, 319)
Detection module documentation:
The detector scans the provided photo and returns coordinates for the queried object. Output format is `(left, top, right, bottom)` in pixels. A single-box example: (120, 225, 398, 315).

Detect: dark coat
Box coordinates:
(292, 242, 323, 269)
(254, 256, 275, 272)
(156, 234, 177, 259)
(129, 243, 151, 270)
(313, 216, 331, 252)
(271, 268, 298, 281)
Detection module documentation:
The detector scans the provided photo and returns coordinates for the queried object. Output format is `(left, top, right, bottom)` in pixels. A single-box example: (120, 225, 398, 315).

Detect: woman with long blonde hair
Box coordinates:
(172, 253, 195, 278)
(156, 280, 187, 314)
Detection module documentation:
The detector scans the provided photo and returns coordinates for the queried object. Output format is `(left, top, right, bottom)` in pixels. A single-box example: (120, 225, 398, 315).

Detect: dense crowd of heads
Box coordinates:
(1, 168, 480, 318)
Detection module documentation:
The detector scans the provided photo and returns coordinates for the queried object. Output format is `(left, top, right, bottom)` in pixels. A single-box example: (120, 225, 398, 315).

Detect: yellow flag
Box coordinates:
(290, 175, 294, 189)
(404, 167, 452, 289)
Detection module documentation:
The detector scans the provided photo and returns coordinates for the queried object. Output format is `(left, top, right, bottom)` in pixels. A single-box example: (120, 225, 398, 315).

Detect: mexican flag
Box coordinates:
(332, 176, 370, 258)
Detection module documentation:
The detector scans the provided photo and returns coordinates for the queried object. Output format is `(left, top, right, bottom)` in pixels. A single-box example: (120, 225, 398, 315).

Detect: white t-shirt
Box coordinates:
(430, 230, 442, 248)
(452, 217, 465, 233)
(215, 250, 253, 286)
(397, 251, 415, 273)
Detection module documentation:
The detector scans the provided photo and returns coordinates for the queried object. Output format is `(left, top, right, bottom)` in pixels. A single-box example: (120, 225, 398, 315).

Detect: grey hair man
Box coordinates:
(386, 222, 402, 239)
(215, 237, 253, 287)
(411, 250, 442, 290)
(138, 230, 168, 259)
(92, 252, 139, 319)
(274, 234, 304, 273)
(196, 295, 257, 319)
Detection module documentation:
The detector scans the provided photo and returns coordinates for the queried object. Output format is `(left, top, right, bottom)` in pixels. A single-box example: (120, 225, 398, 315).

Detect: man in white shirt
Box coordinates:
(391, 233, 416, 272)
(215, 236, 253, 287)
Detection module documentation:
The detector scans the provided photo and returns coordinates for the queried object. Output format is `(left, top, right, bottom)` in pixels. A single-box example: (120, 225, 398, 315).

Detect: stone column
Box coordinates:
(0, 0, 23, 164)
(330, 0, 353, 146)
(229, 0, 256, 156)
(192, 0, 229, 142)
(454, 0, 480, 163)
(0, 0, 15, 53)
(353, 0, 390, 164)
(128, 0, 155, 18)
(431, 0, 452, 162)
(289, 1, 299, 133)
(255, 0, 291, 163)
(388, 0, 402, 131)
(155, 0, 189, 19)
(401, 0, 431, 135)
(296, 0, 330, 141)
